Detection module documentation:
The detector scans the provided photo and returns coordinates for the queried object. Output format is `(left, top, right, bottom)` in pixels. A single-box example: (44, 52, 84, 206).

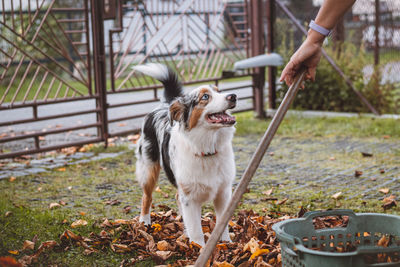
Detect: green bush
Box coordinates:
(275, 28, 400, 114)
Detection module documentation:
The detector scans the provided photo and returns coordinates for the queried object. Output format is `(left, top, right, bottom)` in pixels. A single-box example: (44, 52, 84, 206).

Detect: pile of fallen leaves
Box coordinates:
(1, 208, 290, 267)
(2, 208, 400, 267)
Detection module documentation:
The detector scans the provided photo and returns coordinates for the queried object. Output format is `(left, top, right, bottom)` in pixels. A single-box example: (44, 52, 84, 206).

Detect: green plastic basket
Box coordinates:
(272, 209, 400, 267)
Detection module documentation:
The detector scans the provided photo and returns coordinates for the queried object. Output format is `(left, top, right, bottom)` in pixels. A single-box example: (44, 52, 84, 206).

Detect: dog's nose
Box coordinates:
(226, 94, 237, 102)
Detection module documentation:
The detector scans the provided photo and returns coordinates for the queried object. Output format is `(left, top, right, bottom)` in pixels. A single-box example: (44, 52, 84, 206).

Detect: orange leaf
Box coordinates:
(250, 248, 270, 260)
(157, 240, 170, 251)
(57, 167, 66, 172)
(151, 223, 162, 233)
(7, 250, 19, 255)
(0, 256, 22, 267)
(216, 243, 228, 250)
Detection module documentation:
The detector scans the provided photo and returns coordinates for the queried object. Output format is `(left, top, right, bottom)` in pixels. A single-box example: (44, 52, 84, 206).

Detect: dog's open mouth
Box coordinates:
(206, 111, 236, 125)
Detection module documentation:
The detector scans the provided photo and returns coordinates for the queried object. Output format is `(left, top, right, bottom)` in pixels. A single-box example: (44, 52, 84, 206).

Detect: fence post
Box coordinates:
(374, 0, 380, 66)
(250, 0, 266, 118)
(91, 0, 109, 146)
(266, 0, 276, 110)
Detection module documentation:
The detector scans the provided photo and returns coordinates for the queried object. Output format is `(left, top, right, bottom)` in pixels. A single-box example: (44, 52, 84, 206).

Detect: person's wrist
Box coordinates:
(307, 29, 325, 46)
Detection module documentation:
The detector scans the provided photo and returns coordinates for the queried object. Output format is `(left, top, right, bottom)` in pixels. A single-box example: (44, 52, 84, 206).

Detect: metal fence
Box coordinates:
(0, 0, 262, 159)
(3, 0, 395, 159)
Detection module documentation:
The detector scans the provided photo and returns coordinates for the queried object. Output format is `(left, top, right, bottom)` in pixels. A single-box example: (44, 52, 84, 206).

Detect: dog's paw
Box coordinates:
(139, 214, 151, 225)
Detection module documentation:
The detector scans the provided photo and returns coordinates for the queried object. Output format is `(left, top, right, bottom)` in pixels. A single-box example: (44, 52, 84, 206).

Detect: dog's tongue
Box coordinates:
(208, 112, 236, 124)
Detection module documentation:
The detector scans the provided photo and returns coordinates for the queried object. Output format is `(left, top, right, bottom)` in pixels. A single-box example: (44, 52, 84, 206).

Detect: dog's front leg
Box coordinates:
(213, 187, 232, 242)
(179, 194, 205, 247)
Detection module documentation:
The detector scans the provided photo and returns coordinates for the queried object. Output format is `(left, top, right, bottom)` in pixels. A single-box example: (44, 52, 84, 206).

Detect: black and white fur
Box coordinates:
(134, 63, 237, 246)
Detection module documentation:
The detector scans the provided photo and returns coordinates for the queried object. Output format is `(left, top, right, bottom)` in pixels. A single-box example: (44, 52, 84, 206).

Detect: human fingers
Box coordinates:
(308, 66, 317, 82)
(279, 61, 294, 82)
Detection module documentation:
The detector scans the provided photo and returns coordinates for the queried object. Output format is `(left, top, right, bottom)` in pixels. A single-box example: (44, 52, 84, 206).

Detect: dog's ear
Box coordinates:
(169, 99, 185, 126)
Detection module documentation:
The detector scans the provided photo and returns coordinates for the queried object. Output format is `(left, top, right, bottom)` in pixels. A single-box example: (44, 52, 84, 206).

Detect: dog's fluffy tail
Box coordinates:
(133, 63, 183, 103)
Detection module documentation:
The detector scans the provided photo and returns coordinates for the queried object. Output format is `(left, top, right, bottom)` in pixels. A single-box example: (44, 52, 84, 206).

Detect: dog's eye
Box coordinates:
(201, 94, 209, 101)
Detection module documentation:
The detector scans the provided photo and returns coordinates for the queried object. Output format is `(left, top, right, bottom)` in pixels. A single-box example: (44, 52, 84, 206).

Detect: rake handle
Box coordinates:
(194, 70, 306, 266)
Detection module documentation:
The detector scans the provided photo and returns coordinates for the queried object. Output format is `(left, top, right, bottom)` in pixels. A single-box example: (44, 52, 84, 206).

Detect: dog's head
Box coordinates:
(169, 85, 237, 130)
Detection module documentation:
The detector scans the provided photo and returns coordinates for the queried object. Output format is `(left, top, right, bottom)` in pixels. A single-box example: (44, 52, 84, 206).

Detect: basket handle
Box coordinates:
(302, 209, 358, 230)
(273, 221, 302, 244)
(302, 209, 357, 220)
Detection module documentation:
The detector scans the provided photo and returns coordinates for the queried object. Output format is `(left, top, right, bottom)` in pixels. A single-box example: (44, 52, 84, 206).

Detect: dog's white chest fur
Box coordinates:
(169, 126, 235, 203)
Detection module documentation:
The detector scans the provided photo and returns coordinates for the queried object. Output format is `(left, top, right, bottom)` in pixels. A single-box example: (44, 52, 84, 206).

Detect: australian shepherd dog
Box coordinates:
(133, 63, 237, 246)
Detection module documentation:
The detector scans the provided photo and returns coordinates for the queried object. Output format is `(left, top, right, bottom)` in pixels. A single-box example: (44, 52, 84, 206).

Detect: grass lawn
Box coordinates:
(0, 112, 399, 266)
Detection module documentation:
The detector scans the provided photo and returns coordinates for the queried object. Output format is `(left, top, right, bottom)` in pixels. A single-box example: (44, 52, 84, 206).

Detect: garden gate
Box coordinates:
(0, 0, 263, 159)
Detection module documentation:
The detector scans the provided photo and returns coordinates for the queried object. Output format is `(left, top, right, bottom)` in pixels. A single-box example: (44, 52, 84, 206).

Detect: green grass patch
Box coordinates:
(235, 111, 400, 138)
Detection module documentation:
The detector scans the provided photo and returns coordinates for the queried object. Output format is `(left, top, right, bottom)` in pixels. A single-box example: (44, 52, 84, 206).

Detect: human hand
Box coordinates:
(279, 31, 324, 87)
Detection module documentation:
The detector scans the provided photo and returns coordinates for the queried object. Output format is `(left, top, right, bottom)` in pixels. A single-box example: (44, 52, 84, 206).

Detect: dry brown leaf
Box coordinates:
(382, 195, 397, 210)
(156, 240, 170, 251)
(355, 170, 363, 177)
(113, 219, 132, 225)
(61, 230, 83, 242)
(243, 238, 259, 254)
(71, 219, 88, 228)
(101, 218, 113, 228)
(378, 235, 390, 247)
(331, 192, 342, 200)
(276, 198, 288, 205)
(22, 240, 35, 251)
(123, 206, 132, 214)
(83, 248, 96, 255)
(262, 189, 273, 196)
(49, 203, 61, 209)
(104, 199, 121, 206)
(113, 244, 131, 252)
(379, 188, 390, 194)
(155, 250, 173, 261)
(5, 211, 12, 217)
(361, 152, 373, 157)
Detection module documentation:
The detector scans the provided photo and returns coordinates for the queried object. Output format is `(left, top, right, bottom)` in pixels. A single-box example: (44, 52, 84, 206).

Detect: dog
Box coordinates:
(133, 63, 237, 246)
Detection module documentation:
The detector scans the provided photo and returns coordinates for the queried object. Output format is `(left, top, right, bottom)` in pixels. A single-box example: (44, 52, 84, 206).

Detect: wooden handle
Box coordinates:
(194, 70, 306, 267)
